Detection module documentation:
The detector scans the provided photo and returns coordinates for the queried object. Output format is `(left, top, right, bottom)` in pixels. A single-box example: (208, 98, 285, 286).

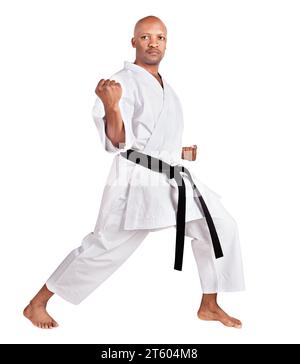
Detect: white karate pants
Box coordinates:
(45, 201, 245, 305)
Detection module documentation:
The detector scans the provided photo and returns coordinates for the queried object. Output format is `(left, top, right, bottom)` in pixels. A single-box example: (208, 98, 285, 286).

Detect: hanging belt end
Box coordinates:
(215, 250, 224, 259)
(174, 263, 183, 271)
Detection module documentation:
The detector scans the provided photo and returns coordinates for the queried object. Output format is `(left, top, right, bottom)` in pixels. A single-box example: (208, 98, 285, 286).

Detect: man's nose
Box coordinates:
(149, 41, 159, 48)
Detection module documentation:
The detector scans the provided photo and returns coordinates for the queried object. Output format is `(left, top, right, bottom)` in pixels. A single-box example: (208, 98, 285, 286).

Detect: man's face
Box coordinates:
(132, 21, 167, 65)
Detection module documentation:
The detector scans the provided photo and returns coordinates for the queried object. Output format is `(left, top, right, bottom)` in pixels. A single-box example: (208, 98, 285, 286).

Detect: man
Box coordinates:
(24, 15, 245, 329)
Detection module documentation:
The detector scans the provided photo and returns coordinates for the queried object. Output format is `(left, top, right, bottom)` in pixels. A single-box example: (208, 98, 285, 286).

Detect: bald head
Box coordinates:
(132, 15, 167, 66)
(133, 15, 167, 37)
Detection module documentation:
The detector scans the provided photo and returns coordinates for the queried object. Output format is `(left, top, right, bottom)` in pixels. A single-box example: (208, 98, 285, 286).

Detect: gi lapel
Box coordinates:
(142, 83, 169, 156)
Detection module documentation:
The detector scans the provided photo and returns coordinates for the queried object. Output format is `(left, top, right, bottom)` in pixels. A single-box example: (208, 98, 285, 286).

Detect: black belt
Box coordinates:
(119, 149, 223, 271)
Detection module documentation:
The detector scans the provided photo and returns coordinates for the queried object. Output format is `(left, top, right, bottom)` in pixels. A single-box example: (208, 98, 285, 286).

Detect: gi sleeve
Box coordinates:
(92, 78, 135, 153)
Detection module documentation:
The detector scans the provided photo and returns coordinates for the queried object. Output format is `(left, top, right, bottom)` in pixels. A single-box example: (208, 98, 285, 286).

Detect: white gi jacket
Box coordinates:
(92, 61, 223, 230)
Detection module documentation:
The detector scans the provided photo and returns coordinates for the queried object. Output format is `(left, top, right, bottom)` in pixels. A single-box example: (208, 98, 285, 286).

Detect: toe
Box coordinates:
(233, 323, 242, 329)
(231, 317, 242, 326)
(225, 320, 235, 327)
(229, 318, 242, 329)
(52, 321, 59, 328)
(233, 321, 242, 329)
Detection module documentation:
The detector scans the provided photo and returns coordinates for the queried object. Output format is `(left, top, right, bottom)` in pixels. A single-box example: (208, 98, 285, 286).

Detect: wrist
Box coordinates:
(104, 104, 120, 113)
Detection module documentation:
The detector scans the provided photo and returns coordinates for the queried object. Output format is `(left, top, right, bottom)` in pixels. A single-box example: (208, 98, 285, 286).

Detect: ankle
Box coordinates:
(200, 298, 219, 311)
(29, 298, 48, 307)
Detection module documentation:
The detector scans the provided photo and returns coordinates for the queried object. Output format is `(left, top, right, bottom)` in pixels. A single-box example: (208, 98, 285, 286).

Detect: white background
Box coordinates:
(0, 0, 299, 344)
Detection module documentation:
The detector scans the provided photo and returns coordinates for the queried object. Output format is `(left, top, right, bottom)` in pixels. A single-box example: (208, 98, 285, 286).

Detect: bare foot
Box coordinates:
(23, 302, 59, 329)
(197, 304, 242, 329)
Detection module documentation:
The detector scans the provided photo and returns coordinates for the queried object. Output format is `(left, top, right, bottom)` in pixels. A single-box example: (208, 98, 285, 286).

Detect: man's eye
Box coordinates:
(141, 35, 165, 40)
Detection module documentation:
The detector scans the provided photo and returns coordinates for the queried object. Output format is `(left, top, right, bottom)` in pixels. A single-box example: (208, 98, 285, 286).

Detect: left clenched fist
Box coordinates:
(181, 145, 197, 161)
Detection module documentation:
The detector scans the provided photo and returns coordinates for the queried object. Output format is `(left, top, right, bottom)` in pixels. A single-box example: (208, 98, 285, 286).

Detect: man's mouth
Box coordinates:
(147, 50, 160, 55)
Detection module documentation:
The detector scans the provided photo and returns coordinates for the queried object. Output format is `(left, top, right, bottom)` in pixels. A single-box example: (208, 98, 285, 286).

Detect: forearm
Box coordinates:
(104, 105, 125, 147)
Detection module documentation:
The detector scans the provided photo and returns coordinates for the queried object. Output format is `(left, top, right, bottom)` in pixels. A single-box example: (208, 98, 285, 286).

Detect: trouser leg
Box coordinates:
(185, 208, 245, 293)
(45, 228, 149, 305)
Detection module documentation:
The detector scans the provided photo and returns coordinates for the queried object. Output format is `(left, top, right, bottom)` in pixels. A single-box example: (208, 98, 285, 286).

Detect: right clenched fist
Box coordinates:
(95, 79, 122, 110)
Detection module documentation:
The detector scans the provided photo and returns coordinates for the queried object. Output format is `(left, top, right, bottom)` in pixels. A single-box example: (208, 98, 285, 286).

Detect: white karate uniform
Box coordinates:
(45, 61, 245, 304)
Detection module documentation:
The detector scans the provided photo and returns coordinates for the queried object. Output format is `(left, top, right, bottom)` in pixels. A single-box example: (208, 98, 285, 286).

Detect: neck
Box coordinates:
(134, 59, 159, 76)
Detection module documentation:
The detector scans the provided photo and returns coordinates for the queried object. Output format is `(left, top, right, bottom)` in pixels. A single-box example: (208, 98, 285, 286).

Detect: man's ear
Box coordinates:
(131, 37, 136, 48)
